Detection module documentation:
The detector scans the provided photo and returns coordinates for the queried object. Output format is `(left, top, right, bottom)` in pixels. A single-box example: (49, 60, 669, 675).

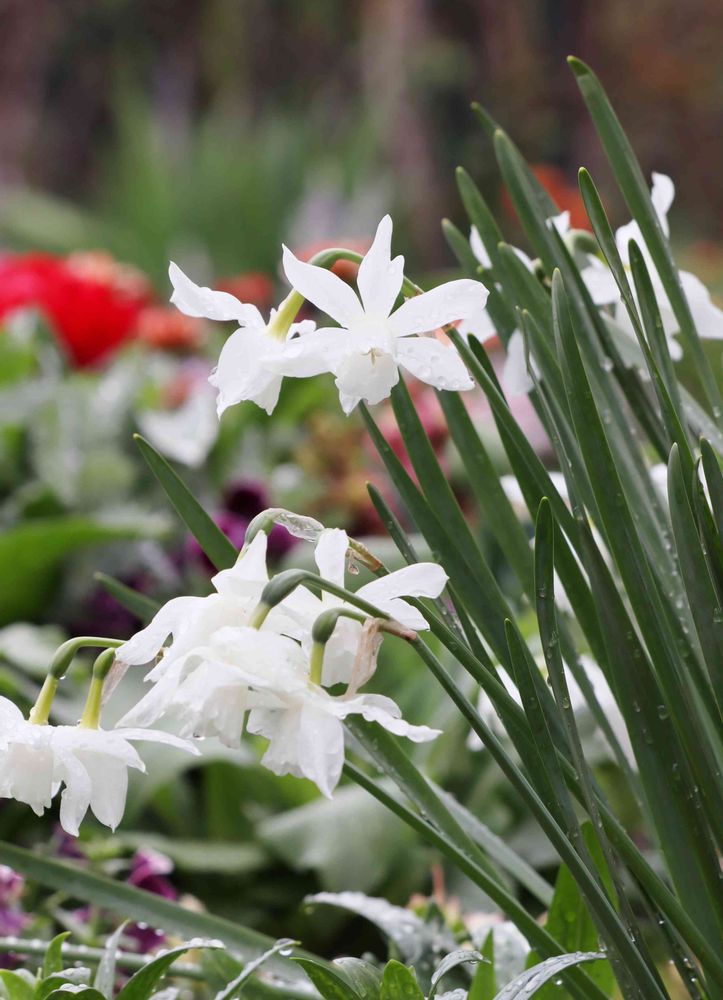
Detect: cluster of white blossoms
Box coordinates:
(1, 518, 446, 833)
(170, 215, 487, 415)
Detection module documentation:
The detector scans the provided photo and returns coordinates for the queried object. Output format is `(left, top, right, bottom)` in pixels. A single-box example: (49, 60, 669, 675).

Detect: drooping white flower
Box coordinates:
(248, 684, 440, 798)
(291, 527, 448, 686)
(119, 627, 309, 747)
(136, 380, 219, 468)
(580, 173, 723, 357)
(0, 697, 196, 835)
(118, 533, 282, 674)
(168, 262, 316, 415)
(275, 216, 486, 413)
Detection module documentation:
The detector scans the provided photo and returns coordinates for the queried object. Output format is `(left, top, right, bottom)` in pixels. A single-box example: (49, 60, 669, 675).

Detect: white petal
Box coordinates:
(339, 391, 361, 415)
(390, 280, 488, 337)
(209, 326, 284, 415)
(55, 750, 93, 837)
(212, 531, 267, 597)
(169, 262, 263, 325)
(269, 327, 349, 377)
(359, 563, 447, 605)
(357, 215, 404, 318)
(548, 211, 570, 236)
(580, 260, 619, 306)
(117, 596, 205, 666)
(396, 338, 474, 391)
(650, 173, 675, 235)
(334, 350, 400, 406)
(460, 308, 497, 343)
(82, 755, 129, 830)
(282, 247, 363, 327)
(115, 727, 200, 755)
(679, 271, 723, 339)
(502, 331, 534, 397)
(0, 696, 24, 729)
(314, 528, 349, 587)
(296, 703, 345, 797)
(470, 227, 491, 268)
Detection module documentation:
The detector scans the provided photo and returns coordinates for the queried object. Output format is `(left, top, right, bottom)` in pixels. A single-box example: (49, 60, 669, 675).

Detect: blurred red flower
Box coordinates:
(215, 271, 275, 311)
(0, 251, 151, 366)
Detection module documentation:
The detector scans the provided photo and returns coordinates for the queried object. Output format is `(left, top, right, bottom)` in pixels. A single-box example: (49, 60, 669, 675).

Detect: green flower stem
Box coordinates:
(79, 648, 116, 729)
(247, 601, 272, 629)
(30, 637, 122, 725)
(266, 289, 305, 340)
(309, 642, 325, 686)
(28, 676, 58, 725)
(49, 636, 123, 680)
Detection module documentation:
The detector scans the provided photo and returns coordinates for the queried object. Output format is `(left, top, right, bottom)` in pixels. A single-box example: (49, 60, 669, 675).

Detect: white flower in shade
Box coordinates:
(0, 697, 196, 836)
(292, 527, 448, 687)
(467, 656, 633, 767)
(275, 216, 485, 413)
(119, 627, 308, 747)
(117, 532, 297, 678)
(168, 262, 315, 415)
(580, 173, 723, 357)
(248, 685, 440, 798)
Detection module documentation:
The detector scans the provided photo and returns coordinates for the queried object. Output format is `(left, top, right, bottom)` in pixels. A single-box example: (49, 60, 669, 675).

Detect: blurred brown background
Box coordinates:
(0, 0, 721, 274)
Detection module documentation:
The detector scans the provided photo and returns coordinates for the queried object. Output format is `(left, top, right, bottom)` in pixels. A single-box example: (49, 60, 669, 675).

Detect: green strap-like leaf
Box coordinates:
(43, 933, 72, 978)
(134, 434, 238, 570)
(115, 943, 223, 1000)
(94, 573, 160, 622)
(492, 952, 605, 1000)
(429, 951, 486, 999)
(293, 959, 361, 1000)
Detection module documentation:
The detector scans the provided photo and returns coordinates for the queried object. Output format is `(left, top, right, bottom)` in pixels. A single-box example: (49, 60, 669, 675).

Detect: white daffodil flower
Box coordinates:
(248, 685, 440, 798)
(580, 173, 723, 357)
(291, 527, 448, 686)
(168, 262, 315, 415)
(0, 697, 196, 836)
(275, 215, 485, 413)
(120, 627, 308, 747)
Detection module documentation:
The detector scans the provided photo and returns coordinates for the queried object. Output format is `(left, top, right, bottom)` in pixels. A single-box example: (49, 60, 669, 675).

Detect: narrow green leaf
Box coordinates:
(44, 989, 106, 1000)
(215, 939, 298, 1000)
(134, 434, 238, 570)
(379, 962, 424, 1000)
(115, 942, 222, 1000)
(94, 923, 127, 998)
(551, 272, 723, 949)
(568, 56, 722, 421)
(667, 446, 723, 713)
(700, 438, 723, 539)
(294, 960, 361, 1000)
(429, 951, 486, 998)
(492, 952, 604, 1000)
(43, 934, 72, 978)
(0, 972, 35, 1000)
(441, 217, 481, 276)
(469, 933, 496, 1000)
(93, 573, 160, 623)
(332, 959, 382, 1000)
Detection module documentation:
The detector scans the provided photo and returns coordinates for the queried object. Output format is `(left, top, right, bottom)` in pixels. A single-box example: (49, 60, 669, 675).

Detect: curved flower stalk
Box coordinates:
(0, 695, 195, 836)
(580, 172, 723, 356)
(168, 261, 315, 415)
(274, 215, 486, 412)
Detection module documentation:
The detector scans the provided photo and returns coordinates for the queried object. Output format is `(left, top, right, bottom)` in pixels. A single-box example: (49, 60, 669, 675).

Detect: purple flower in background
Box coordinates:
(185, 480, 298, 573)
(0, 866, 30, 968)
(126, 849, 177, 953)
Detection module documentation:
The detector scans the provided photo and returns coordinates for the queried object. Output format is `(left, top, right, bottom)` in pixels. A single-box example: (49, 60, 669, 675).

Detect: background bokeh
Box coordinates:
(2, 0, 723, 280)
